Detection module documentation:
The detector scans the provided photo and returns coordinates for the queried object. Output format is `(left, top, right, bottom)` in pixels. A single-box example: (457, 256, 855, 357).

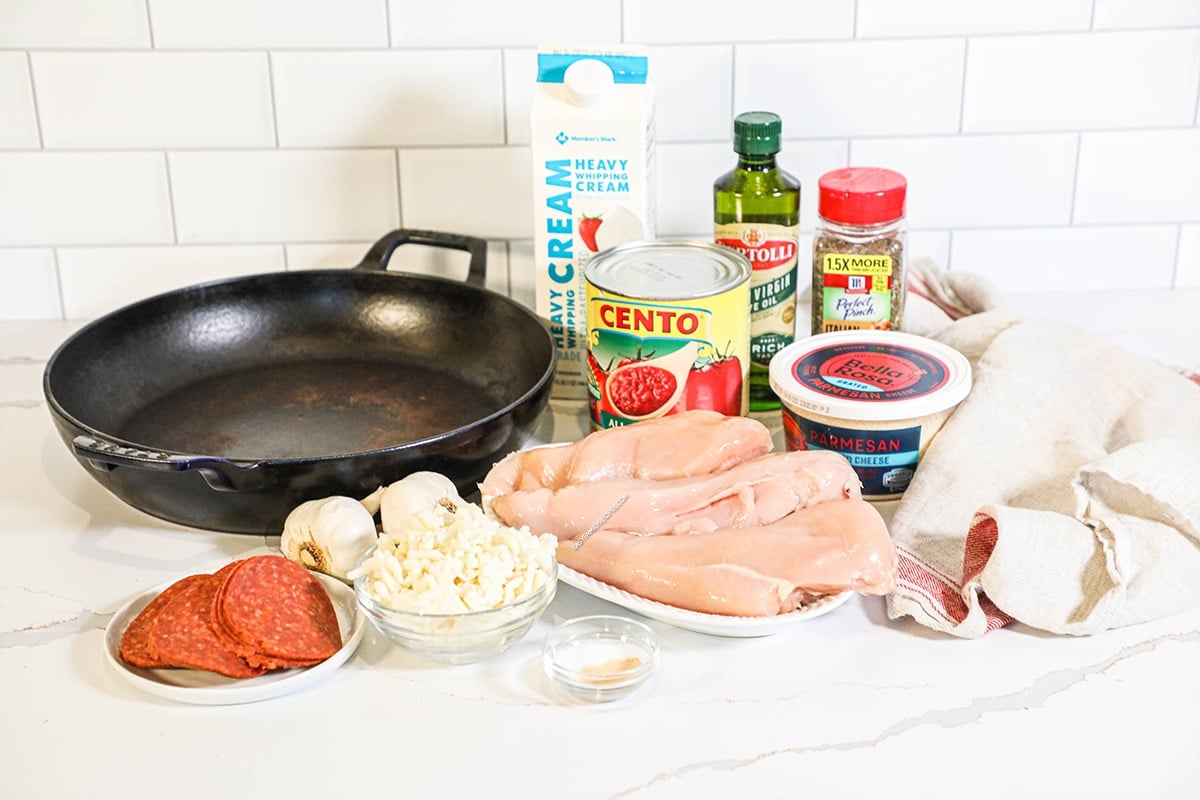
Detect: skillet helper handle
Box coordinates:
(72, 435, 267, 493)
(353, 228, 488, 288)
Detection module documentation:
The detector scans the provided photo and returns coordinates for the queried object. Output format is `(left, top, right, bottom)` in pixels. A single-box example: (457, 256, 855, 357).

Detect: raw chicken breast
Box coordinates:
(557, 499, 896, 616)
(480, 410, 773, 497)
(489, 449, 861, 540)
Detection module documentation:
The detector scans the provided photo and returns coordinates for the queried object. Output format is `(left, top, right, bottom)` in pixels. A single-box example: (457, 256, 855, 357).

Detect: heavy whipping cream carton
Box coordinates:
(530, 44, 656, 399)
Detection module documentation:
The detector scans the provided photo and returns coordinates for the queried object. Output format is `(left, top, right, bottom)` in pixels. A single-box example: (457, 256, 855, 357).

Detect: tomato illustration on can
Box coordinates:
(584, 242, 751, 429)
(679, 345, 743, 417)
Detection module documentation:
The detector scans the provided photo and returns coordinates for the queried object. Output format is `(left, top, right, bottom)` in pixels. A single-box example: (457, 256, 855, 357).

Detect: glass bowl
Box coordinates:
(353, 560, 557, 665)
(542, 615, 659, 702)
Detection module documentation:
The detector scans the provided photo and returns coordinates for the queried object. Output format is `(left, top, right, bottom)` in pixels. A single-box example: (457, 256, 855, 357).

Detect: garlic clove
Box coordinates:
(380, 471, 463, 534)
(359, 485, 386, 517)
(280, 495, 379, 581)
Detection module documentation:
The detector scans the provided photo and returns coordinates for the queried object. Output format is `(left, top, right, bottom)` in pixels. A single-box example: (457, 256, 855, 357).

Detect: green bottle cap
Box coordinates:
(733, 111, 782, 155)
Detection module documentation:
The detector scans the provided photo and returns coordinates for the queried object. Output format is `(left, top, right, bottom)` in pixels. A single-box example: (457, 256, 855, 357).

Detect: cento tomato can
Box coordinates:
(584, 241, 751, 428)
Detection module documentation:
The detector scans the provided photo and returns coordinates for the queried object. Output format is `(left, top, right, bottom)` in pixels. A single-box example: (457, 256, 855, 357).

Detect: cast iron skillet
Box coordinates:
(43, 229, 555, 534)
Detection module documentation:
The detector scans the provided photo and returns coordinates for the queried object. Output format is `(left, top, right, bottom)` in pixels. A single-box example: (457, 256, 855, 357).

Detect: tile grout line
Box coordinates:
(7, 124, 1196, 156)
(51, 246, 66, 319)
(394, 148, 403, 227)
(1068, 132, 1083, 224)
(1169, 225, 1182, 288)
(499, 47, 509, 145)
(0, 222, 1191, 255)
(24, 50, 46, 149)
(503, 240, 513, 296)
(1193, 58, 1200, 126)
(162, 151, 180, 244)
(266, 52, 281, 148)
(957, 37, 970, 133)
(144, 0, 156, 48)
(0, 26, 1191, 55)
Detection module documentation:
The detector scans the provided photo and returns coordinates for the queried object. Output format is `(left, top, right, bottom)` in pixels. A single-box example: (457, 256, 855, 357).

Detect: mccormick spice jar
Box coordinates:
(584, 241, 751, 429)
(811, 167, 907, 335)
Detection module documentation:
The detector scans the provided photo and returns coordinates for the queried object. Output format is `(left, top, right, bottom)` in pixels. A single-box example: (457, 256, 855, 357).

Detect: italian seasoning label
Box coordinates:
(715, 222, 798, 368)
(820, 252, 893, 331)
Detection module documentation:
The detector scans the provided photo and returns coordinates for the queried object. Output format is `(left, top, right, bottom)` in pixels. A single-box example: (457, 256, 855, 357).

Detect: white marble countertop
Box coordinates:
(2, 291, 1198, 800)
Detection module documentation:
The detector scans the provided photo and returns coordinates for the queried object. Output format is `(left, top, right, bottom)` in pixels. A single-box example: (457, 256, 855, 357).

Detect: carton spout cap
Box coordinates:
(564, 58, 615, 106)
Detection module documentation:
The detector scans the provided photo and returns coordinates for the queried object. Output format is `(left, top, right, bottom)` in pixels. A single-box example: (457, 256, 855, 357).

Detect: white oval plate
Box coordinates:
(104, 571, 364, 705)
(557, 565, 853, 638)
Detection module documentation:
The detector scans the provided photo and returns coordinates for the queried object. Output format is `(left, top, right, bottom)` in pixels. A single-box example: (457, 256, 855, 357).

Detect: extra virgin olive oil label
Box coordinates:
(818, 252, 894, 331)
(714, 222, 799, 370)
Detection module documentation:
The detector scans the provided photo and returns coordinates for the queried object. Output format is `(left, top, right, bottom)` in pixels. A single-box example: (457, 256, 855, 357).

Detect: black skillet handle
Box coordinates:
(352, 229, 488, 288)
(72, 435, 267, 493)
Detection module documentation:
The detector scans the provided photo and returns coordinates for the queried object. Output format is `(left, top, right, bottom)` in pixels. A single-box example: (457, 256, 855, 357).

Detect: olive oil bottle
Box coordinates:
(714, 111, 801, 412)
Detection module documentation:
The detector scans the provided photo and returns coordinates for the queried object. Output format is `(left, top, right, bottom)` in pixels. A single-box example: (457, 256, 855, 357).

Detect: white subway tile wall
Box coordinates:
(32, 52, 275, 149)
(168, 149, 400, 243)
(272, 50, 505, 147)
(0, 248, 59, 320)
(0, 0, 1197, 321)
(56, 244, 285, 319)
(147, 0, 389, 49)
(1177, 225, 1200, 287)
(0, 152, 174, 245)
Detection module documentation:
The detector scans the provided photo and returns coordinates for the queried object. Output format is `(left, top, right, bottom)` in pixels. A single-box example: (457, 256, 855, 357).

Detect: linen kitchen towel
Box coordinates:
(886, 310, 1200, 637)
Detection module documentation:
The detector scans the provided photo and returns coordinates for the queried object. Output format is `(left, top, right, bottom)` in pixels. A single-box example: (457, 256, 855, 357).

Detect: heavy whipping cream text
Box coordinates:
(542, 158, 578, 352)
(573, 158, 630, 192)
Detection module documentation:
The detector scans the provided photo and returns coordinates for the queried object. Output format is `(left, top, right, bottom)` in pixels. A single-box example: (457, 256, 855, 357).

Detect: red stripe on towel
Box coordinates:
(895, 546, 968, 625)
(965, 514, 1015, 632)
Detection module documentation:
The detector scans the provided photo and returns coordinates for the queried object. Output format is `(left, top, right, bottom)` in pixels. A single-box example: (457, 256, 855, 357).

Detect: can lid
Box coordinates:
(585, 241, 751, 300)
(733, 111, 782, 156)
(769, 330, 971, 422)
(817, 167, 907, 225)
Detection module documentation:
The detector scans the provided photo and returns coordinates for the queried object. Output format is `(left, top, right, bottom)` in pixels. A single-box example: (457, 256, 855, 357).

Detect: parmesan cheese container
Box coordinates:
(530, 43, 656, 400)
(769, 330, 972, 500)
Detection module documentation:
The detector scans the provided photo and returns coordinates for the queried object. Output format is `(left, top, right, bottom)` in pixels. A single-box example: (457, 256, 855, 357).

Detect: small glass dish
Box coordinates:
(542, 615, 659, 702)
(354, 559, 557, 665)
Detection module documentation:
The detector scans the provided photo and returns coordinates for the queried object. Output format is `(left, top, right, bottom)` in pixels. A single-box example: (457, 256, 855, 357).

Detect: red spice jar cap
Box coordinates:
(818, 167, 907, 225)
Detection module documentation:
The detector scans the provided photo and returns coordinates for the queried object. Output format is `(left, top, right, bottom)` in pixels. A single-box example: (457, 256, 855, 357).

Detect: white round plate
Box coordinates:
(104, 571, 364, 705)
(557, 565, 853, 638)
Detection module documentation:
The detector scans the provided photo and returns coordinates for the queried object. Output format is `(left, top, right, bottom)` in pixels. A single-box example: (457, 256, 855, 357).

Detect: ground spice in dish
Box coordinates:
(582, 656, 644, 685)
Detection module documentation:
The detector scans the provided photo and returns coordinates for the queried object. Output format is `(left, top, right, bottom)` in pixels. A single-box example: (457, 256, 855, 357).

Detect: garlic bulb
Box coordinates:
(380, 471, 463, 534)
(280, 495, 379, 580)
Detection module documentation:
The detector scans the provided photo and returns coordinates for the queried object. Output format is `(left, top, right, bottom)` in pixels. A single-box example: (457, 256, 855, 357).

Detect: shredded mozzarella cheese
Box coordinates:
(349, 501, 556, 615)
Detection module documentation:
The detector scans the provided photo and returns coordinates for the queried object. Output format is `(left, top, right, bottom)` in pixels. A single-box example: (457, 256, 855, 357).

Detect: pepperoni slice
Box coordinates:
(119, 574, 207, 669)
(212, 555, 341, 670)
(146, 574, 266, 679)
